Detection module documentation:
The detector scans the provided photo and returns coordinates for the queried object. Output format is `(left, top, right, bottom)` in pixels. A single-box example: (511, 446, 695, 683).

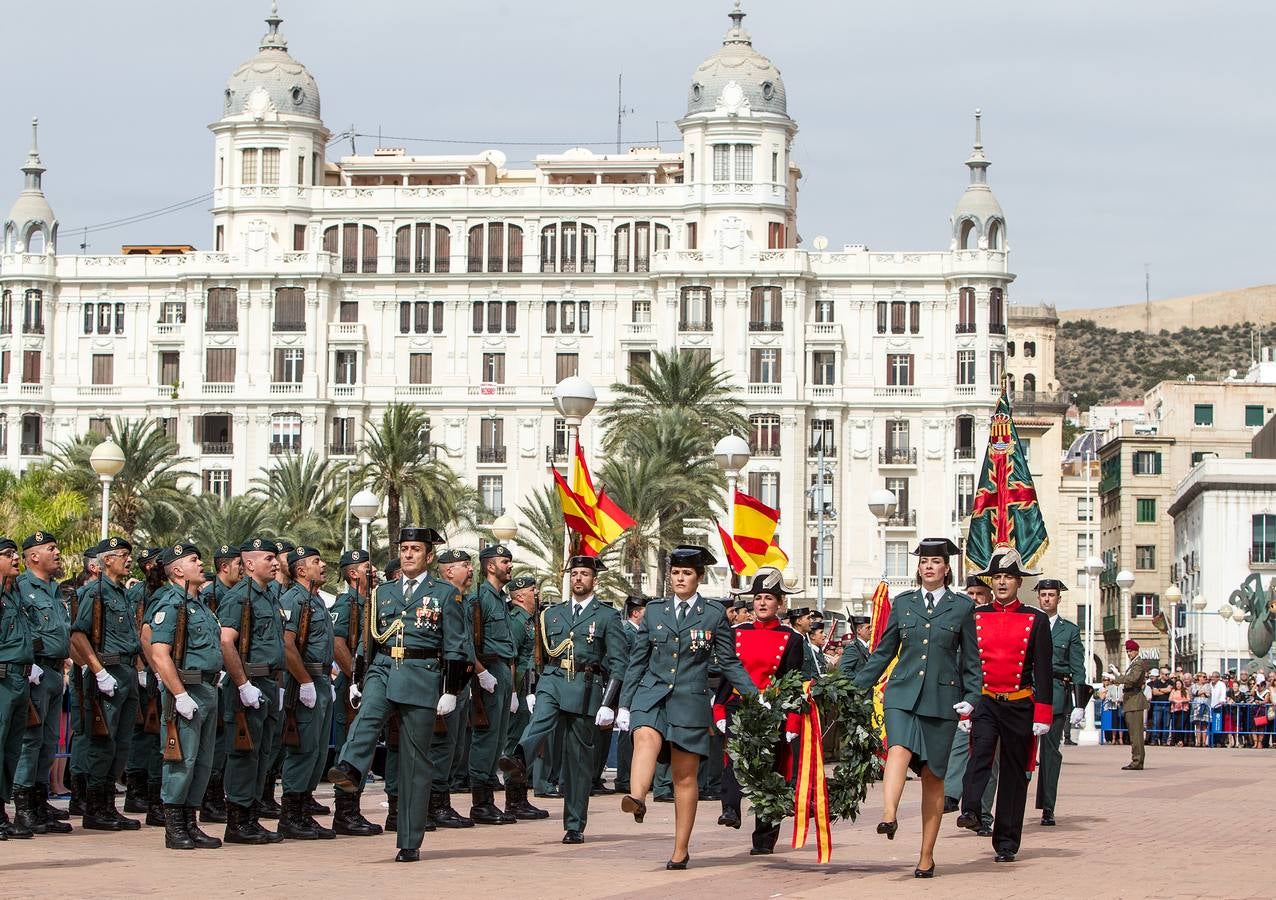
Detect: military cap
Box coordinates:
(809, 616, 826, 632)
(668, 545, 716, 567)
(384, 558, 401, 579)
(22, 531, 56, 551)
(964, 574, 990, 590)
(911, 538, 960, 558)
(436, 548, 472, 564)
(1035, 578, 1069, 593)
(626, 594, 652, 613)
(399, 526, 444, 545)
(136, 547, 161, 566)
(0, 538, 17, 553)
(97, 536, 132, 554)
(478, 543, 513, 561)
(339, 548, 369, 569)
(509, 575, 537, 592)
(274, 539, 297, 556)
(849, 614, 872, 626)
(286, 546, 321, 567)
(213, 543, 239, 562)
(566, 555, 605, 572)
(730, 565, 797, 597)
(731, 598, 750, 611)
(787, 606, 813, 623)
(239, 537, 277, 554)
(974, 546, 1040, 579)
(160, 542, 201, 566)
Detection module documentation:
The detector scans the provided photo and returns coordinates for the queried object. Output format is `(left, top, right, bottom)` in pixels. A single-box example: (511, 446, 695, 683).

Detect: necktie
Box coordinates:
(925, 592, 935, 614)
(677, 601, 689, 623)
(573, 603, 582, 621)
(406, 578, 418, 598)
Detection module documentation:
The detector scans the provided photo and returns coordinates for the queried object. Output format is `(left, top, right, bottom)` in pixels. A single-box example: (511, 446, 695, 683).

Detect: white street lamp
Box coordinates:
(349, 488, 379, 551)
(1116, 569, 1135, 647)
(89, 439, 125, 540)
(1164, 583, 1182, 671)
(868, 489, 897, 581)
(552, 376, 596, 596)
(1079, 554, 1106, 745)
(713, 434, 752, 597)
(491, 514, 519, 542)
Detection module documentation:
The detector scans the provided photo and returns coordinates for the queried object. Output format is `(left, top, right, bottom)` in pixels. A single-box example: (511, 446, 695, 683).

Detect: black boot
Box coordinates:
(82, 784, 124, 831)
(105, 781, 142, 831)
(385, 794, 398, 832)
(0, 804, 32, 839)
(41, 783, 69, 822)
(201, 771, 227, 824)
(505, 783, 549, 820)
(277, 793, 318, 840)
(184, 807, 222, 849)
(332, 791, 382, 837)
(34, 784, 71, 834)
(68, 774, 87, 817)
(299, 797, 336, 840)
(256, 777, 282, 820)
(223, 802, 269, 845)
(14, 787, 46, 835)
(123, 770, 148, 813)
(164, 804, 195, 850)
(470, 785, 511, 825)
(326, 761, 361, 794)
(143, 778, 165, 827)
(432, 791, 474, 828)
(302, 790, 330, 817)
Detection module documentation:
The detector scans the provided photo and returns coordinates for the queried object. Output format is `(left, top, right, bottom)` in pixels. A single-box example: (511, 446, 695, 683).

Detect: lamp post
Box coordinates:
(713, 434, 751, 595)
(349, 488, 379, 551)
(1189, 592, 1208, 672)
(553, 377, 597, 597)
(802, 428, 835, 615)
(89, 439, 125, 540)
(1116, 569, 1135, 648)
(1217, 602, 1234, 675)
(1079, 554, 1106, 745)
(491, 514, 519, 543)
(867, 489, 897, 582)
(1164, 583, 1182, 672)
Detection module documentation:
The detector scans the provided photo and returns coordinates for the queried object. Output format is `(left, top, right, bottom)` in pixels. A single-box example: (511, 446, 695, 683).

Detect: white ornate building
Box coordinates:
(0, 4, 1017, 611)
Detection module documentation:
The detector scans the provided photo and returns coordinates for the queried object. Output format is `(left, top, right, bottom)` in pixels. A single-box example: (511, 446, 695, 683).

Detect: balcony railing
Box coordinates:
(747, 383, 782, 396)
(748, 321, 783, 332)
(955, 322, 977, 334)
(328, 443, 356, 456)
(546, 445, 567, 463)
(201, 442, 233, 455)
(807, 443, 837, 458)
(989, 322, 1007, 335)
(873, 386, 919, 398)
(678, 320, 712, 332)
(477, 446, 507, 464)
(205, 319, 238, 332)
(271, 382, 303, 395)
(879, 447, 917, 465)
(273, 320, 306, 332)
(22, 322, 44, 335)
(885, 509, 917, 527)
(1102, 614, 1118, 633)
(20, 442, 42, 455)
(269, 442, 301, 456)
(954, 446, 975, 460)
(750, 444, 781, 457)
(203, 383, 235, 395)
(1249, 547, 1276, 568)
(1008, 390, 1071, 416)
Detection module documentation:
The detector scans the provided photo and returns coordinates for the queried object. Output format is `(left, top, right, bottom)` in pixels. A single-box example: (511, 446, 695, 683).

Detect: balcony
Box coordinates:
(748, 321, 783, 332)
(546, 445, 567, 463)
(152, 322, 183, 341)
(873, 386, 918, 398)
(468, 384, 515, 397)
(21, 323, 44, 335)
(205, 319, 238, 332)
(203, 382, 235, 395)
(156, 384, 179, 400)
(20, 442, 42, 455)
(395, 384, 443, 399)
(954, 446, 975, 460)
(747, 383, 782, 396)
(271, 382, 303, 395)
(1249, 548, 1276, 569)
(989, 322, 1007, 335)
(269, 442, 302, 456)
(1008, 390, 1071, 416)
(810, 385, 836, 400)
(328, 443, 356, 456)
(78, 385, 122, 398)
(1102, 614, 1118, 634)
(879, 447, 917, 465)
(805, 322, 841, 342)
(750, 443, 781, 457)
(273, 320, 306, 333)
(477, 446, 507, 464)
(885, 509, 917, 528)
(328, 322, 366, 343)
(678, 320, 712, 332)
(622, 321, 655, 339)
(19, 383, 47, 400)
(807, 443, 837, 459)
(955, 322, 977, 334)
(201, 442, 233, 455)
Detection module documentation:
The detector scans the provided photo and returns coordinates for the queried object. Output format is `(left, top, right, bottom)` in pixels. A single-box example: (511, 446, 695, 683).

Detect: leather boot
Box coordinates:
(42, 782, 70, 822)
(384, 794, 398, 832)
(277, 793, 318, 840)
(431, 791, 474, 828)
(254, 807, 284, 844)
(184, 807, 222, 849)
(300, 797, 336, 840)
(164, 804, 195, 850)
(82, 784, 124, 831)
(302, 790, 330, 817)
(123, 770, 148, 813)
(332, 792, 382, 837)
(14, 787, 46, 835)
(144, 778, 165, 827)
(256, 777, 282, 820)
(223, 801, 269, 845)
(35, 784, 71, 834)
(68, 773, 87, 817)
(505, 783, 549, 820)
(0, 804, 32, 839)
(106, 781, 142, 831)
(200, 771, 227, 824)
(469, 785, 512, 825)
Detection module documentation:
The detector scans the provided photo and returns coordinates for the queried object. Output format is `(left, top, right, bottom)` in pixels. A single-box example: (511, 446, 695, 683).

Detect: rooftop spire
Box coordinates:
(259, 1, 288, 51)
(965, 108, 990, 186)
(724, 0, 752, 46)
(22, 117, 45, 192)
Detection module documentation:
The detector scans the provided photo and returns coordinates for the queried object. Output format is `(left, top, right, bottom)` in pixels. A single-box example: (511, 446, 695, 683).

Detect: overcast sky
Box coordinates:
(1, 0, 1270, 309)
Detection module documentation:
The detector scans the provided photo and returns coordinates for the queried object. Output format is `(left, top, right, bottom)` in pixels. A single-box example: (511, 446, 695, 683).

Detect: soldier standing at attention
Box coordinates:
(1033, 578, 1086, 826)
(501, 557, 626, 843)
(501, 575, 547, 821)
(146, 543, 222, 851)
(0, 538, 34, 841)
(328, 549, 381, 837)
(123, 547, 162, 818)
(836, 614, 873, 679)
(612, 595, 649, 796)
(468, 544, 518, 826)
(216, 537, 284, 844)
(65, 549, 103, 823)
(424, 548, 476, 829)
(198, 545, 241, 825)
(258, 538, 296, 821)
(1109, 639, 1148, 770)
(69, 537, 143, 832)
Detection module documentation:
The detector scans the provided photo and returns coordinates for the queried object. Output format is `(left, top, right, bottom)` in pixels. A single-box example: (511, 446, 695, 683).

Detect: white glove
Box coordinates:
(615, 708, 631, 731)
(1069, 707, 1085, 726)
(477, 669, 498, 693)
(953, 701, 974, 716)
(1032, 722, 1050, 737)
(299, 682, 317, 709)
(957, 718, 972, 733)
(174, 692, 198, 720)
(95, 668, 118, 697)
(349, 682, 363, 705)
(278, 687, 286, 709)
(137, 670, 148, 688)
(510, 693, 519, 714)
(595, 706, 616, 728)
(331, 661, 341, 678)
(436, 693, 457, 716)
(331, 684, 337, 701)
(716, 719, 727, 734)
(785, 731, 799, 743)
(28, 663, 43, 685)
(238, 681, 264, 709)
(526, 695, 536, 715)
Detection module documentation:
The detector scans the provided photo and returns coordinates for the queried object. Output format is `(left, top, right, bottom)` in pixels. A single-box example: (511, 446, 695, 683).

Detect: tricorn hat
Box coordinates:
(730, 566, 797, 598)
(399, 526, 445, 546)
(1036, 578, 1068, 593)
(911, 538, 960, 558)
(566, 555, 605, 572)
(974, 546, 1040, 579)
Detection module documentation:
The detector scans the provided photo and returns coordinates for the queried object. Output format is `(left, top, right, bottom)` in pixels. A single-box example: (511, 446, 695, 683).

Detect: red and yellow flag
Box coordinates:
(717, 489, 789, 576)
(866, 581, 896, 751)
(554, 438, 635, 555)
(792, 680, 833, 862)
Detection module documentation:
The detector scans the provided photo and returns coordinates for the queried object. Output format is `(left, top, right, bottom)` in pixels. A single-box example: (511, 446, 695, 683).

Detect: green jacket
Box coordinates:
(852, 587, 981, 718)
(148, 585, 223, 673)
(281, 585, 334, 671)
(474, 580, 516, 661)
(372, 575, 468, 709)
(837, 638, 871, 680)
(536, 597, 627, 716)
(620, 594, 757, 728)
(1048, 616, 1085, 714)
(0, 583, 33, 664)
(216, 578, 285, 669)
(71, 575, 141, 656)
(18, 571, 70, 660)
(331, 587, 368, 657)
(509, 604, 536, 685)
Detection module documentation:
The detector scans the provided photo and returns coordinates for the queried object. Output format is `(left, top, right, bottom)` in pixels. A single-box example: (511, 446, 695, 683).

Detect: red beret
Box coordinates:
(1124, 639, 1140, 651)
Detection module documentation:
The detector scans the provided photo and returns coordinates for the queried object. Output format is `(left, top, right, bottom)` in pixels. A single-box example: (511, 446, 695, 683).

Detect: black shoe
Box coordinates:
(749, 848, 773, 856)
(385, 795, 398, 832)
(123, 771, 148, 813)
(534, 787, 562, 799)
(184, 807, 222, 849)
(505, 784, 549, 820)
(327, 761, 362, 794)
(497, 748, 527, 781)
(145, 779, 165, 828)
(82, 785, 125, 831)
(915, 864, 935, 878)
(201, 771, 227, 823)
(653, 793, 674, 803)
(977, 825, 994, 837)
(994, 851, 1017, 863)
(395, 848, 420, 862)
(333, 792, 383, 837)
(302, 791, 330, 817)
(666, 855, 690, 870)
(0, 806, 32, 839)
(432, 794, 474, 829)
(592, 785, 616, 796)
(256, 791, 282, 820)
(876, 820, 898, 840)
(698, 791, 718, 802)
(955, 812, 981, 832)
(277, 794, 319, 840)
(470, 786, 512, 825)
(300, 806, 336, 840)
(717, 808, 741, 829)
(34, 784, 71, 834)
(621, 795, 647, 824)
(14, 787, 46, 835)
(68, 774, 87, 817)
(1040, 809, 1056, 826)
(943, 796, 960, 814)
(164, 804, 196, 850)
(562, 830, 584, 844)
(1121, 764, 1143, 771)
(223, 803, 269, 845)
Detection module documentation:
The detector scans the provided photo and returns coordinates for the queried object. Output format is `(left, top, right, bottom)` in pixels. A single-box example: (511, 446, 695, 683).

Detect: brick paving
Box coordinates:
(3, 745, 1269, 899)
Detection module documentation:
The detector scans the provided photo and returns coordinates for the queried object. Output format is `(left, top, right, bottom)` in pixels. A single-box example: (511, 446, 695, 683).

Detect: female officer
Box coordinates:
(615, 546, 758, 869)
(852, 538, 981, 878)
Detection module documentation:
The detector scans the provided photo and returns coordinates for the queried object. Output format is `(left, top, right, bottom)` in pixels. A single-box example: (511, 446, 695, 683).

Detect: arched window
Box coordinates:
(25, 226, 45, 254)
(1022, 374, 1036, 395)
(1007, 341, 1015, 357)
(20, 412, 42, 455)
(322, 223, 378, 273)
(2, 223, 14, 253)
(395, 222, 451, 273)
(1023, 340, 1036, 358)
(959, 219, 978, 250)
(540, 222, 597, 273)
(987, 219, 1003, 250)
(270, 412, 303, 455)
(468, 222, 524, 273)
(613, 221, 671, 273)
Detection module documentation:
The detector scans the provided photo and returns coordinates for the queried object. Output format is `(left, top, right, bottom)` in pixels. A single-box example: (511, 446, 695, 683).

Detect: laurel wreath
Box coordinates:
(725, 670, 882, 825)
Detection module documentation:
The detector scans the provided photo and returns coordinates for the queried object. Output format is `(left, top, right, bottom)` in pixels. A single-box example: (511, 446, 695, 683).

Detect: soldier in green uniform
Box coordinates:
(278, 547, 335, 840)
(13, 532, 72, 836)
(123, 547, 162, 817)
(1033, 578, 1086, 826)
(501, 557, 626, 843)
(612, 595, 649, 796)
(328, 549, 381, 837)
(837, 615, 873, 679)
(0, 538, 34, 841)
(197, 545, 240, 825)
(502, 574, 547, 821)
(216, 537, 285, 844)
(468, 543, 518, 825)
(146, 543, 223, 850)
(258, 538, 296, 821)
(65, 548, 102, 824)
(425, 548, 476, 829)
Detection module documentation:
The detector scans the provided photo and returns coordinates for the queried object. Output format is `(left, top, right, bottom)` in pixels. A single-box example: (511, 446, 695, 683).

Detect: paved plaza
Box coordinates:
(5, 745, 1267, 899)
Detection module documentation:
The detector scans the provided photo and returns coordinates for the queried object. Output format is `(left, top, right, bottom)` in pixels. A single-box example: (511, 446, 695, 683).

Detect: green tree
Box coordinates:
(0, 465, 97, 560)
(250, 452, 347, 552)
(183, 493, 269, 556)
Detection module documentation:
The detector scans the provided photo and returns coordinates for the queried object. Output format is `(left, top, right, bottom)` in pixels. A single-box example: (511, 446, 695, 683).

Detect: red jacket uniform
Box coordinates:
(713, 617, 806, 736)
(973, 598, 1054, 726)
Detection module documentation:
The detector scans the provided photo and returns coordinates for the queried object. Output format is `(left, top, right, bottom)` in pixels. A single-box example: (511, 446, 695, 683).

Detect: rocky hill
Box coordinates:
(1058, 284, 1276, 332)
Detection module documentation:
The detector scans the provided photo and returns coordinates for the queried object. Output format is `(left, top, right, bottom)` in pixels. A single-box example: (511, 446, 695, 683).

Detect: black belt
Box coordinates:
(34, 654, 63, 669)
(547, 661, 604, 676)
(244, 663, 279, 678)
(302, 662, 327, 677)
(378, 647, 441, 662)
(97, 652, 136, 667)
(178, 669, 220, 686)
(0, 662, 33, 679)
(478, 654, 513, 665)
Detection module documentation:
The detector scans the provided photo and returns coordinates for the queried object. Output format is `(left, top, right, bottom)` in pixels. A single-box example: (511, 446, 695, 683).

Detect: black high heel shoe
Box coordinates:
(914, 864, 935, 878)
(876, 820, 898, 840)
(620, 795, 646, 824)
(666, 855, 690, 870)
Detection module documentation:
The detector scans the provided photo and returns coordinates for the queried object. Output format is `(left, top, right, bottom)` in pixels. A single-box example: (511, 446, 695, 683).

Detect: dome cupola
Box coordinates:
(3, 118, 57, 254)
(952, 109, 1006, 251)
(222, 2, 321, 122)
(686, 2, 788, 118)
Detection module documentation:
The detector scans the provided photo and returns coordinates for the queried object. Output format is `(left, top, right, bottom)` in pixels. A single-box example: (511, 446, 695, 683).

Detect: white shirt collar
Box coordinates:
(572, 594, 594, 612)
(673, 592, 699, 607)
(1049, 614, 1059, 628)
(402, 574, 422, 594)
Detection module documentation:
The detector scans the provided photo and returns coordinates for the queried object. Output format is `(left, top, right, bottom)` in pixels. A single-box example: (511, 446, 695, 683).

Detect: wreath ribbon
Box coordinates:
(791, 680, 833, 863)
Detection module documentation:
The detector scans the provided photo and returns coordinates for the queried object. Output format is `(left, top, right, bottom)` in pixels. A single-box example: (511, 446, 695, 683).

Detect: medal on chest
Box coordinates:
(586, 620, 596, 644)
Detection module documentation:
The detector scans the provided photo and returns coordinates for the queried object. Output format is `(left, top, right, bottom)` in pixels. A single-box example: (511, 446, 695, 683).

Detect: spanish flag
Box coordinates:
(716, 489, 789, 576)
(866, 581, 895, 750)
(566, 438, 635, 555)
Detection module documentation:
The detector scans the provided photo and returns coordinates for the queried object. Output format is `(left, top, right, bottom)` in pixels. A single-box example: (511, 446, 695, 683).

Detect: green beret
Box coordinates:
(437, 548, 472, 564)
(286, 546, 321, 567)
(239, 537, 276, 553)
(339, 549, 368, 569)
(0, 538, 17, 553)
(22, 531, 56, 551)
(509, 575, 537, 592)
(478, 543, 513, 561)
(213, 544, 240, 561)
(160, 542, 201, 566)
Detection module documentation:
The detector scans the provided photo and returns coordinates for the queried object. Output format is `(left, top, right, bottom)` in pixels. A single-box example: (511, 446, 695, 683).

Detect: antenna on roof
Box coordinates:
(616, 73, 635, 154)
(349, 124, 356, 156)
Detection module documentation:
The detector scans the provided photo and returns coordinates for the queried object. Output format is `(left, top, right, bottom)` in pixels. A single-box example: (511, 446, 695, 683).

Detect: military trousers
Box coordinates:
(1035, 712, 1067, 811)
(393, 702, 438, 851)
(222, 674, 281, 806)
(336, 662, 390, 781)
(84, 663, 139, 788)
(468, 661, 512, 783)
(1124, 709, 1145, 767)
(161, 683, 219, 806)
(517, 694, 597, 832)
(945, 724, 997, 816)
(128, 676, 163, 781)
(15, 661, 64, 789)
(531, 716, 563, 795)
(0, 667, 31, 801)
(333, 671, 353, 747)
(428, 685, 469, 793)
(614, 725, 634, 791)
(962, 698, 1033, 856)
(283, 686, 333, 794)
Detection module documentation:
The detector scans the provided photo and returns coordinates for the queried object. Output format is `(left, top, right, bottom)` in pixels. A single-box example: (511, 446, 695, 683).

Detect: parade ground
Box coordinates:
(5, 745, 1266, 899)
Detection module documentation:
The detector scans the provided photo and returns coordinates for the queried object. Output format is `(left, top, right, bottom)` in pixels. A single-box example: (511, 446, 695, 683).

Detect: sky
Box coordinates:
(1, 0, 1271, 310)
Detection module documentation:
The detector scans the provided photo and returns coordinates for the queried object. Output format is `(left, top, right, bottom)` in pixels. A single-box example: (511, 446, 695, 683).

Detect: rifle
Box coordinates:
(86, 578, 110, 738)
(470, 593, 491, 730)
(69, 593, 86, 736)
(137, 596, 161, 734)
(232, 597, 254, 752)
(282, 597, 312, 748)
(162, 592, 188, 763)
(345, 585, 363, 723)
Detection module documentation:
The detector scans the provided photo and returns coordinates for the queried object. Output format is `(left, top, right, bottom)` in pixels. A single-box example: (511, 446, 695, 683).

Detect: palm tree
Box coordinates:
(512, 485, 629, 603)
(250, 452, 347, 552)
(0, 465, 97, 560)
(182, 493, 268, 556)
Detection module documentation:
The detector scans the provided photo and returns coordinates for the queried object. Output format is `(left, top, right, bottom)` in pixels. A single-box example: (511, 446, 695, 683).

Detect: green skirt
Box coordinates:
(631, 706, 709, 762)
(883, 708, 957, 779)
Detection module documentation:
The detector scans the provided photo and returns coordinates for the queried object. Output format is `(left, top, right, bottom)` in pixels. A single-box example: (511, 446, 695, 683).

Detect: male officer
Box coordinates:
(788, 607, 821, 678)
(198, 544, 241, 825)
(13, 532, 71, 836)
(257, 538, 296, 821)
(502, 575, 547, 820)
(1033, 578, 1085, 826)
(147, 543, 222, 850)
(837, 615, 873, 679)
(500, 556, 627, 843)
(328, 548, 381, 837)
(425, 547, 476, 829)
(943, 575, 996, 828)
(70, 536, 143, 832)
(123, 546, 162, 817)
(0, 538, 34, 841)
(612, 595, 649, 795)
(1109, 639, 1148, 770)
(468, 543, 518, 825)
(216, 537, 284, 844)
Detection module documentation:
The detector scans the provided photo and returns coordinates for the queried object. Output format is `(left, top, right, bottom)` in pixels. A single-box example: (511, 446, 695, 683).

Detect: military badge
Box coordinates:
(153, 610, 166, 626)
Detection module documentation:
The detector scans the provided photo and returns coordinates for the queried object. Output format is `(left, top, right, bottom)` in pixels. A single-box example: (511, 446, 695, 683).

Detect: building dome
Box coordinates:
(686, 3, 788, 118)
(223, 4, 321, 122)
(952, 110, 1006, 250)
(4, 119, 57, 254)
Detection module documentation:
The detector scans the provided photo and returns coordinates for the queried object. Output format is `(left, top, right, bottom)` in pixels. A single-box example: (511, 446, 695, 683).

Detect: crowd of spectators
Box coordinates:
(1096, 667, 1274, 748)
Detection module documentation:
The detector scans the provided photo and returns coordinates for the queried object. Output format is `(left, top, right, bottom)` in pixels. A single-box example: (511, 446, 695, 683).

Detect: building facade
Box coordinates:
(0, 5, 1019, 609)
